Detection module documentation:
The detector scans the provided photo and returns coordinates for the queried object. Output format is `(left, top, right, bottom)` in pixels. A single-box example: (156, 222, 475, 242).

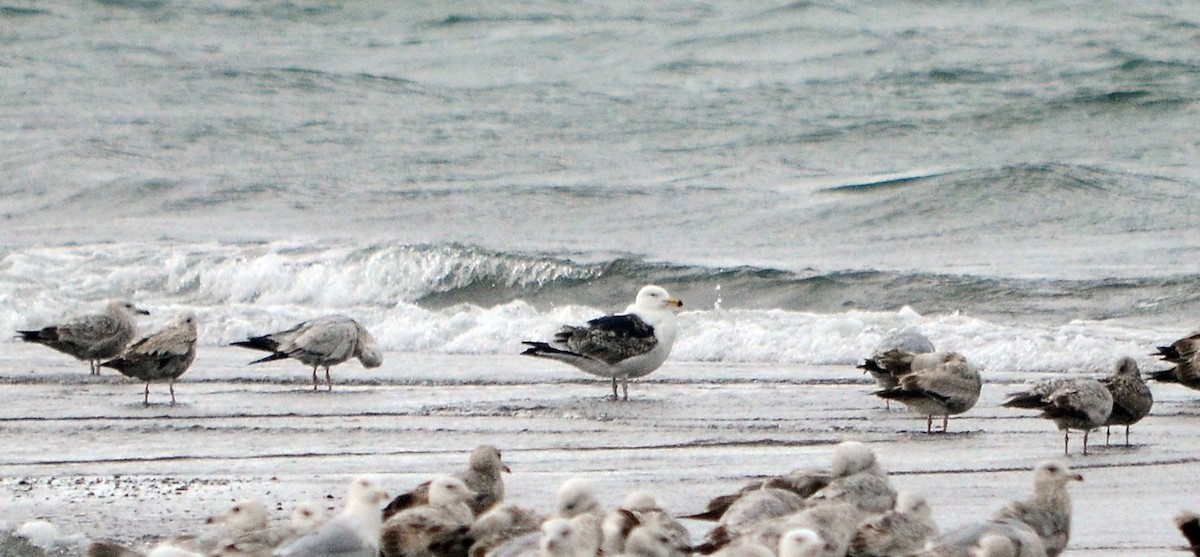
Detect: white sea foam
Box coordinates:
(0, 243, 1180, 374)
(10, 302, 1157, 374)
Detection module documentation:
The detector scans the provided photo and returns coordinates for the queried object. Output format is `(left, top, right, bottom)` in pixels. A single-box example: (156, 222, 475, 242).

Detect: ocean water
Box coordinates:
(2, 0, 1199, 374)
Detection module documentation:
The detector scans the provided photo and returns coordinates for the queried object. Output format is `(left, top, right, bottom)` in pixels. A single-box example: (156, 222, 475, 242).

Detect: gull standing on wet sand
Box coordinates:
(17, 299, 149, 375)
(873, 351, 982, 433)
(521, 285, 683, 401)
(1098, 356, 1152, 445)
(100, 311, 198, 405)
(231, 315, 382, 391)
(1002, 377, 1113, 455)
(1148, 331, 1200, 392)
(858, 326, 935, 408)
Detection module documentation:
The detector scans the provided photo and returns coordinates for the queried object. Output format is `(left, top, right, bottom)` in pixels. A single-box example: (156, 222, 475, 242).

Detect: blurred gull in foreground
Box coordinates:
(380, 476, 476, 557)
(384, 445, 510, 519)
(273, 475, 390, 557)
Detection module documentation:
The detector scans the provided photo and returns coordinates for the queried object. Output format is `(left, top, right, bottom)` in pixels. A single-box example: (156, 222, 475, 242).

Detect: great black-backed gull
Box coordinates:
(231, 315, 382, 391)
(17, 299, 149, 375)
(101, 311, 198, 405)
(521, 285, 682, 401)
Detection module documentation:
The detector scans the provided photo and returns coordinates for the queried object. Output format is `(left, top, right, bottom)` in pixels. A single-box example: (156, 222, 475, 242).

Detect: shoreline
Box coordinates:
(1, 344, 1196, 555)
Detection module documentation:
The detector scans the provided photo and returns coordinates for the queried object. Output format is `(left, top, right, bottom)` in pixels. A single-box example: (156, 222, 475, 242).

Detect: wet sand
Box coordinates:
(1, 343, 1196, 555)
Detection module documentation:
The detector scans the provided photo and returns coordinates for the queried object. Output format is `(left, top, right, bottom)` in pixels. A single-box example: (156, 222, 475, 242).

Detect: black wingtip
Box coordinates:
(1154, 346, 1181, 361)
(1001, 393, 1048, 409)
(678, 508, 725, 522)
(873, 387, 904, 401)
(99, 358, 130, 374)
(382, 491, 421, 520)
(1176, 511, 1200, 557)
(17, 328, 57, 342)
(521, 341, 564, 357)
(1146, 368, 1179, 383)
(690, 527, 731, 555)
(231, 336, 280, 353)
(248, 352, 289, 365)
(858, 359, 885, 373)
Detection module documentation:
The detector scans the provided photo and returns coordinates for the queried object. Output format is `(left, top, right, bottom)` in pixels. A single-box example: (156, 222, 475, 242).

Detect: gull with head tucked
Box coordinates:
(522, 285, 683, 401)
(232, 315, 382, 391)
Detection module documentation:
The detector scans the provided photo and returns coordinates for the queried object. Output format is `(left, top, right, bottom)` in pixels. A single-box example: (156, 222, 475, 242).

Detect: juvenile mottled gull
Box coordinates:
(601, 491, 689, 557)
(1149, 332, 1200, 392)
(1154, 331, 1200, 364)
(274, 475, 390, 557)
(1002, 378, 1113, 455)
(384, 445, 511, 519)
(858, 327, 935, 407)
(198, 500, 272, 549)
(874, 351, 982, 433)
(717, 488, 807, 536)
(991, 461, 1082, 557)
(212, 502, 328, 557)
(682, 467, 829, 523)
(467, 502, 545, 557)
(1146, 357, 1200, 391)
(1098, 356, 1153, 445)
(552, 478, 606, 557)
(522, 285, 683, 401)
(621, 520, 692, 557)
(849, 491, 937, 557)
(89, 500, 272, 557)
(380, 476, 476, 557)
(778, 441, 888, 518)
(101, 311, 198, 405)
(742, 502, 859, 557)
(17, 299, 149, 375)
(232, 315, 382, 391)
